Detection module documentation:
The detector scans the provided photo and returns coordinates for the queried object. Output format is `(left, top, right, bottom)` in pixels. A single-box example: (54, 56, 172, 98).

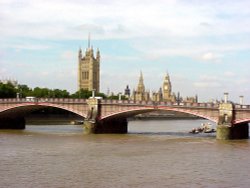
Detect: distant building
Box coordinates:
(152, 88, 163, 102)
(131, 72, 150, 101)
(129, 72, 197, 103)
(124, 85, 131, 99)
(183, 95, 198, 103)
(78, 37, 100, 93)
(162, 73, 176, 102)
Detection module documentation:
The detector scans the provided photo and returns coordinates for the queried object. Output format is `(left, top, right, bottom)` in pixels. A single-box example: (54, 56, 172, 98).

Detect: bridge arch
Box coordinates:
(100, 106, 218, 123)
(234, 119, 250, 125)
(0, 103, 87, 118)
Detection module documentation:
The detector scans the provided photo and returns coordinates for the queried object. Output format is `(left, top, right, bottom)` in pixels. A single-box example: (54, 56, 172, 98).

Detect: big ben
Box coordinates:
(162, 73, 172, 101)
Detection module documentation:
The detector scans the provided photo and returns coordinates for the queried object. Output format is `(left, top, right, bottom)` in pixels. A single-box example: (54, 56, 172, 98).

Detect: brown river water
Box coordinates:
(0, 119, 250, 188)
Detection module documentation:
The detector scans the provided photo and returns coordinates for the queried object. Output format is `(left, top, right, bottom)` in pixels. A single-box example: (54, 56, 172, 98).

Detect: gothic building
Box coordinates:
(124, 85, 131, 99)
(152, 88, 163, 102)
(162, 73, 176, 102)
(131, 72, 150, 101)
(78, 45, 100, 93)
(129, 72, 196, 103)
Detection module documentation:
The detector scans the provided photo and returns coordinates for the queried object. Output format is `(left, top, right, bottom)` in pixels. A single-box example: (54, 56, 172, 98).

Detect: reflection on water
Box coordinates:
(0, 119, 250, 188)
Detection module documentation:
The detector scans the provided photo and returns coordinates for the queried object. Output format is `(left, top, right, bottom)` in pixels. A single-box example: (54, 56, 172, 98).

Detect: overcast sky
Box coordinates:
(0, 0, 250, 103)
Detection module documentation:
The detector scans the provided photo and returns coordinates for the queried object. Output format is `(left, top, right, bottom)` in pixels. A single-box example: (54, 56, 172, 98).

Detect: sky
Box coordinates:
(0, 0, 250, 103)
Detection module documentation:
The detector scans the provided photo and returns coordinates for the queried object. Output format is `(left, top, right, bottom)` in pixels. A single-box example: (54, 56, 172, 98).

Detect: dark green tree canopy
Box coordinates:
(0, 82, 107, 99)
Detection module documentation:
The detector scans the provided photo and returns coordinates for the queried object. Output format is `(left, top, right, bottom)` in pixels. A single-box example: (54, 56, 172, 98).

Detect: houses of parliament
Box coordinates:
(78, 42, 100, 93)
(77, 40, 197, 103)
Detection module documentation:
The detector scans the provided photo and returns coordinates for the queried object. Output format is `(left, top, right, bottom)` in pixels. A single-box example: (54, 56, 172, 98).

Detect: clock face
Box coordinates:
(164, 85, 168, 90)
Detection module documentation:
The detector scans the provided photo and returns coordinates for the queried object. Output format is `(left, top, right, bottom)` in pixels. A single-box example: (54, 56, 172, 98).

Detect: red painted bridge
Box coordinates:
(0, 98, 250, 139)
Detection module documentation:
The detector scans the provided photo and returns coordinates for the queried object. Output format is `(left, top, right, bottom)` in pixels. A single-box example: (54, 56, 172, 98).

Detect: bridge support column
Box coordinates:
(83, 96, 128, 134)
(0, 117, 25, 129)
(216, 123, 249, 140)
(83, 121, 96, 134)
(84, 119, 128, 134)
(216, 102, 249, 140)
(96, 118, 128, 134)
(83, 97, 100, 134)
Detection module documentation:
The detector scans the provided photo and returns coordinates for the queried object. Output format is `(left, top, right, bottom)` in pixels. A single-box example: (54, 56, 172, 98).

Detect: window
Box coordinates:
(82, 71, 89, 80)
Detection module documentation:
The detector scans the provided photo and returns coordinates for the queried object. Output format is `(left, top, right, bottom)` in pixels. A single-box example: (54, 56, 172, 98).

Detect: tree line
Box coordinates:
(0, 82, 109, 99)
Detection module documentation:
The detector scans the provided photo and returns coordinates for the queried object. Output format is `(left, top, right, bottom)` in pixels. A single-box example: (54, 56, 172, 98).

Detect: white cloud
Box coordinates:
(224, 71, 235, 77)
(193, 82, 221, 88)
(193, 74, 222, 89)
(1, 0, 250, 40)
(200, 52, 221, 62)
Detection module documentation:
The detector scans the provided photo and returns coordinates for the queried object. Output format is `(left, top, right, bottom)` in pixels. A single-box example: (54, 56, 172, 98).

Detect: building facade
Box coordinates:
(129, 72, 196, 103)
(131, 72, 150, 101)
(78, 47, 100, 93)
(162, 73, 176, 102)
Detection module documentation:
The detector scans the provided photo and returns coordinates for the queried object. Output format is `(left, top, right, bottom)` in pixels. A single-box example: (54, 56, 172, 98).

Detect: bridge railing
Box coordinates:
(0, 98, 249, 109)
(101, 99, 220, 108)
(39, 98, 87, 103)
(235, 104, 250, 109)
(0, 98, 87, 103)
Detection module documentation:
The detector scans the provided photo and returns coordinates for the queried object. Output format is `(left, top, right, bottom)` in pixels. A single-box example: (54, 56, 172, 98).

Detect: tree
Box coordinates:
(32, 87, 50, 98)
(52, 89, 70, 98)
(0, 82, 17, 98)
(107, 94, 126, 100)
(71, 89, 92, 99)
(70, 89, 107, 99)
(17, 84, 32, 97)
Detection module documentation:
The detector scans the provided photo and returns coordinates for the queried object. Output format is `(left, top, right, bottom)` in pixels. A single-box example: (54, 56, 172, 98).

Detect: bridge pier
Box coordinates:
(84, 118, 128, 134)
(216, 102, 249, 140)
(83, 97, 128, 134)
(216, 123, 249, 140)
(0, 117, 26, 129)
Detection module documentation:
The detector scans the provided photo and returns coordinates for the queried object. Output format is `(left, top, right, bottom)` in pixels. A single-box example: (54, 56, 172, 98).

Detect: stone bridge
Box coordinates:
(0, 97, 250, 139)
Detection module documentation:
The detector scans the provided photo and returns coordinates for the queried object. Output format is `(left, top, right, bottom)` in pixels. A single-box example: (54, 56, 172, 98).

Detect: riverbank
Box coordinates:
(132, 111, 201, 120)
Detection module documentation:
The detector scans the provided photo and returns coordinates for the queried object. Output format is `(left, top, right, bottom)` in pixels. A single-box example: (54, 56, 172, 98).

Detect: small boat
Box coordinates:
(189, 123, 216, 134)
(204, 128, 216, 133)
(189, 128, 201, 134)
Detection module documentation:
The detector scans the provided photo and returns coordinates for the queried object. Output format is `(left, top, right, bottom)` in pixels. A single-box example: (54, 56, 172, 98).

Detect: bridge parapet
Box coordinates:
(235, 104, 250, 109)
(0, 98, 221, 109)
(100, 99, 219, 108)
(0, 98, 87, 104)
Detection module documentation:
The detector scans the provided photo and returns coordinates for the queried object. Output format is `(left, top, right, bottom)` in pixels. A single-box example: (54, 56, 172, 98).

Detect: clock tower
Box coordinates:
(162, 73, 172, 101)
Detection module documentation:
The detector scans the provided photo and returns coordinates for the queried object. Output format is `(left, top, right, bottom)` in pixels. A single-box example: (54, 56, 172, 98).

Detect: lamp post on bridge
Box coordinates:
(118, 92, 122, 101)
(224, 92, 229, 103)
(92, 89, 96, 98)
(16, 93, 20, 99)
(239, 96, 244, 105)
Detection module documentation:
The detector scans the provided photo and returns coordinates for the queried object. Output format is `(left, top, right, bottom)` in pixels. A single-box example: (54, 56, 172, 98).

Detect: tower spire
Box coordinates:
(88, 32, 91, 49)
(137, 71, 145, 93)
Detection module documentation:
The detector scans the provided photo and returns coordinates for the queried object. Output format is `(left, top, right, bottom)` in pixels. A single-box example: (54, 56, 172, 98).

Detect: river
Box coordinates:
(0, 119, 250, 188)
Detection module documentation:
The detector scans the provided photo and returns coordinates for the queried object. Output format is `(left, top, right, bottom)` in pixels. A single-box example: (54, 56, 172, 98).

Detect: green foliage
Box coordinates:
(31, 88, 70, 98)
(96, 92, 107, 99)
(0, 82, 107, 99)
(32, 87, 50, 98)
(71, 89, 108, 99)
(107, 94, 126, 100)
(0, 82, 17, 98)
(71, 89, 92, 99)
(17, 84, 32, 97)
(52, 89, 70, 98)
